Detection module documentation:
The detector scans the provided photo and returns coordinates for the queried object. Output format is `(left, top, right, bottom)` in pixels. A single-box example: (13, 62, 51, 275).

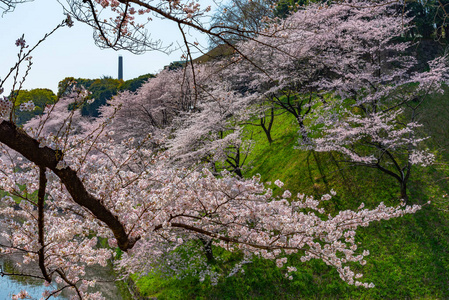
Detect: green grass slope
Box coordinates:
(134, 91, 449, 299)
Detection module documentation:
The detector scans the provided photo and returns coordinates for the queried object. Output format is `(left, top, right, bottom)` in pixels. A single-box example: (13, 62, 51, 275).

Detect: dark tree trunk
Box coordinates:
(200, 237, 214, 263)
(234, 167, 243, 178)
(0, 121, 138, 251)
(400, 181, 408, 203)
(260, 107, 274, 144)
(226, 146, 244, 178)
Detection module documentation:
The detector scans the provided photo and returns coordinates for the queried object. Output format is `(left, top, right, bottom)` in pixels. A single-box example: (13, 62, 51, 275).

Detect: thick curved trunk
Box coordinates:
(0, 120, 138, 251)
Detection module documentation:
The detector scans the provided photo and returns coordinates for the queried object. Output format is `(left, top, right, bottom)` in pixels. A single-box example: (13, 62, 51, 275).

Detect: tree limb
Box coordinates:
(0, 120, 139, 251)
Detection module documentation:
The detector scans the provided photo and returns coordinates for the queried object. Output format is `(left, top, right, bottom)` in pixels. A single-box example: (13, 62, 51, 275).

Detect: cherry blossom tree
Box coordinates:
(311, 57, 448, 201)
(166, 83, 253, 177)
(0, 37, 424, 300)
(106, 61, 257, 176)
(224, 2, 374, 144)
(293, 5, 449, 202)
(220, 1, 449, 201)
(0, 1, 439, 299)
(0, 115, 422, 298)
(100, 63, 232, 162)
(101, 67, 198, 143)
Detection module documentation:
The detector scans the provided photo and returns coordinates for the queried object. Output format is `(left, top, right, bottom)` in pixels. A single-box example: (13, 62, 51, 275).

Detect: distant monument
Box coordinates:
(118, 55, 123, 80)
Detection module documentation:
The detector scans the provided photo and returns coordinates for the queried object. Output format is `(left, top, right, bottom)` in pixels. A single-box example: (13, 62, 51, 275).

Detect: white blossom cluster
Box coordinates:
(409, 150, 435, 167)
(0, 96, 12, 119)
(19, 100, 35, 111)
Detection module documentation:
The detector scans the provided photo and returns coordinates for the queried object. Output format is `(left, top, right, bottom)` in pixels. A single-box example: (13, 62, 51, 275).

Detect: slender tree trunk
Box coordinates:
(226, 146, 243, 178)
(400, 180, 408, 203)
(200, 237, 214, 263)
(38, 166, 51, 282)
(260, 107, 274, 144)
(235, 168, 243, 178)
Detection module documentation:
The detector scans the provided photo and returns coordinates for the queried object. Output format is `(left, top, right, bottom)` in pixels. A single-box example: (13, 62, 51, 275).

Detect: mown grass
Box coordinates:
(134, 90, 449, 299)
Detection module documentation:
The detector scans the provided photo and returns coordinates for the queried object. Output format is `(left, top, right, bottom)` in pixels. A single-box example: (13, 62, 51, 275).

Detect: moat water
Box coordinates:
(0, 256, 131, 299)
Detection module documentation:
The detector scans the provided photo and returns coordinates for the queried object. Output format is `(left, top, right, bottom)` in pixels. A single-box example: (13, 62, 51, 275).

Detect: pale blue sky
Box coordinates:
(0, 0, 213, 94)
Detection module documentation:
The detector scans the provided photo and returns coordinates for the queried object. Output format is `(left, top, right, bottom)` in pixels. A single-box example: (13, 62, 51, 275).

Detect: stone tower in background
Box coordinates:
(118, 55, 123, 80)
